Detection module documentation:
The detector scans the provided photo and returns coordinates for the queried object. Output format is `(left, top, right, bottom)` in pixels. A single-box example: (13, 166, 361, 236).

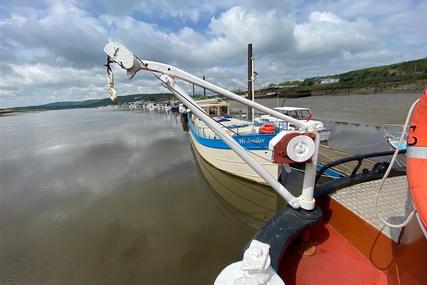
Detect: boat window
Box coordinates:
(208, 106, 218, 116)
(301, 110, 310, 118)
(219, 106, 229, 116)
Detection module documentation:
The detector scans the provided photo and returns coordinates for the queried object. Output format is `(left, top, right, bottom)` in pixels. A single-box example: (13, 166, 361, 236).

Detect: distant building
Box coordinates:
(320, 78, 339, 85)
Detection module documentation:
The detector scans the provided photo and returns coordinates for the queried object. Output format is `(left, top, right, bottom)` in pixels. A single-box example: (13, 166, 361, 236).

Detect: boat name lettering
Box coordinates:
(238, 137, 265, 145)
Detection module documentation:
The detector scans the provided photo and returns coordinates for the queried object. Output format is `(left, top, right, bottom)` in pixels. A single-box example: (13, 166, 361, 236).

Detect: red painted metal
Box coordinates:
(407, 88, 427, 228)
(279, 223, 387, 284)
(272, 132, 315, 164)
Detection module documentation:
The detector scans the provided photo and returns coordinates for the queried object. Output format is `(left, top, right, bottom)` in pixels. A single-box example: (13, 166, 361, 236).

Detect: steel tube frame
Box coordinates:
(160, 75, 300, 208)
(104, 42, 318, 210)
(134, 60, 309, 130)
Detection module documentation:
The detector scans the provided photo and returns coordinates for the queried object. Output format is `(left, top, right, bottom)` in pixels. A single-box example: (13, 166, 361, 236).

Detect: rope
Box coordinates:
(374, 98, 420, 228)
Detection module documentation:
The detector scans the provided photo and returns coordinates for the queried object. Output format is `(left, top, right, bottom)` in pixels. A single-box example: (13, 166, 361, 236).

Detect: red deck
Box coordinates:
(279, 223, 387, 285)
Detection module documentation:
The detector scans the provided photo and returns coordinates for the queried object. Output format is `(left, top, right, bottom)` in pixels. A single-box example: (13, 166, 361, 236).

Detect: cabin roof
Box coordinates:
(196, 98, 224, 104)
(273, 107, 310, 112)
(198, 102, 230, 107)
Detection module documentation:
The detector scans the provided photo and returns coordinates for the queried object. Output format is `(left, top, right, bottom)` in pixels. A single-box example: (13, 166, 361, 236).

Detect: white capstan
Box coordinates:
(286, 136, 316, 163)
(214, 240, 285, 285)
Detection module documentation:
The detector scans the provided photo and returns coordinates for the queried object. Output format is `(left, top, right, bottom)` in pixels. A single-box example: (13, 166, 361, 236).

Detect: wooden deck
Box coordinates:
(318, 144, 377, 176)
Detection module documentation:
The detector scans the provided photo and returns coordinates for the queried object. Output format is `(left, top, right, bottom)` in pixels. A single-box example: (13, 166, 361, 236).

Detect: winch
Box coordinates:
(269, 131, 316, 164)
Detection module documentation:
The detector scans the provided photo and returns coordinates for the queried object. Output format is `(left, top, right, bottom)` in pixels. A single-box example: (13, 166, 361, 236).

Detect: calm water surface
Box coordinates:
(0, 109, 255, 285)
(0, 107, 391, 284)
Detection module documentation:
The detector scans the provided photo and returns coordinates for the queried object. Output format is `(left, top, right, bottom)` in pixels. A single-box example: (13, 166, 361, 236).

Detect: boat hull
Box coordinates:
(189, 131, 280, 184)
(189, 137, 283, 224)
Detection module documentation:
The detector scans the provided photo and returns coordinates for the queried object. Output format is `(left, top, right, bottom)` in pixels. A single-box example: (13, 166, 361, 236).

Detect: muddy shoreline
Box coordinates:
(231, 92, 423, 126)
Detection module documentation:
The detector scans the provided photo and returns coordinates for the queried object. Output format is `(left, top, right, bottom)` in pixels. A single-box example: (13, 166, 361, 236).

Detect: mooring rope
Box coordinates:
(375, 98, 419, 228)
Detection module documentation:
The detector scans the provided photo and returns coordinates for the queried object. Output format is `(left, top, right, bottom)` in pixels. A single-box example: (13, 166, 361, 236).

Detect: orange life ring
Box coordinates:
(407, 88, 427, 228)
(259, 123, 276, 134)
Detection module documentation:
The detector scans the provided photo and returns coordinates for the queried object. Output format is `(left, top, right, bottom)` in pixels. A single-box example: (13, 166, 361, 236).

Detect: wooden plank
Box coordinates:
(318, 144, 377, 176)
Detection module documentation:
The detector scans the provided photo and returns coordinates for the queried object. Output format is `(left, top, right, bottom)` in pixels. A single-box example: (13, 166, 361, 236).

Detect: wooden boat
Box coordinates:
(188, 99, 282, 184)
(188, 99, 341, 185)
(189, 136, 283, 226)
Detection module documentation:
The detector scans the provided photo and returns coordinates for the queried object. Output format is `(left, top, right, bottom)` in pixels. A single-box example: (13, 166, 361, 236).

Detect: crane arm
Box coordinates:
(104, 42, 315, 131)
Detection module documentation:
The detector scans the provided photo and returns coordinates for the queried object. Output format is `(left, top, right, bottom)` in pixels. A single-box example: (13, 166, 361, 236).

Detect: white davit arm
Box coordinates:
(103, 41, 319, 210)
(104, 42, 315, 131)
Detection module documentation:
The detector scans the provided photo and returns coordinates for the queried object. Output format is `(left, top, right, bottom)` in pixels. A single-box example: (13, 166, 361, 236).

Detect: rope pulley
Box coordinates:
(105, 56, 117, 101)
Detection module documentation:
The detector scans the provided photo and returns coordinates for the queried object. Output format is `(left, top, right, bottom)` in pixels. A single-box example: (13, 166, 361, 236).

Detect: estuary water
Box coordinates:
(0, 106, 394, 284)
(0, 109, 255, 284)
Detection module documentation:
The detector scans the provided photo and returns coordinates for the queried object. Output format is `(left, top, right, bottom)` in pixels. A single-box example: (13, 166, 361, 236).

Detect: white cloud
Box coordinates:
(208, 7, 294, 56)
(0, 0, 425, 107)
(99, 0, 236, 22)
(294, 11, 376, 55)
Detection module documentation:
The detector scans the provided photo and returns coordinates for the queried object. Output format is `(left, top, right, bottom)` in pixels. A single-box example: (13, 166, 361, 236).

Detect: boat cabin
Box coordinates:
(273, 107, 312, 120)
(198, 99, 230, 117)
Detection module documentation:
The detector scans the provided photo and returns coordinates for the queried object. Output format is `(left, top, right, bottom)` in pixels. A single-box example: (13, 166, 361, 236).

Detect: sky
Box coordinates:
(0, 0, 426, 107)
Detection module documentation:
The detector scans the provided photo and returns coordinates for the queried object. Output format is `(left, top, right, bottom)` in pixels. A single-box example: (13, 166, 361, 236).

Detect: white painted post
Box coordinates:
(215, 240, 285, 285)
(299, 133, 320, 210)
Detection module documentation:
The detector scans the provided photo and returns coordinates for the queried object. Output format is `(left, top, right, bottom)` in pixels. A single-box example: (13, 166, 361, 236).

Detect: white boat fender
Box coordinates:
(215, 240, 285, 285)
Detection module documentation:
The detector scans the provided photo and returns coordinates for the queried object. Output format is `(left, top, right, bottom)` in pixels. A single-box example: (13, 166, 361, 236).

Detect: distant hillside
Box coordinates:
(9, 93, 174, 111)
(302, 58, 427, 87)
(257, 57, 427, 97)
(4, 57, 427, 112)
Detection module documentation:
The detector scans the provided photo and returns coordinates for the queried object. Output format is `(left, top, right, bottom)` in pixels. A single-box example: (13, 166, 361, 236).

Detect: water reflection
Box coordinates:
(0, 109, 254, 285)
(189, 138, 284, 229)
(325, 120, 388, 155)
(0, 108, 395, 284)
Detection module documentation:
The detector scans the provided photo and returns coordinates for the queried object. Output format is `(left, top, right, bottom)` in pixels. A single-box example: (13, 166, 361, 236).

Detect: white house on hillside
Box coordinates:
(320, 78, 339, 85)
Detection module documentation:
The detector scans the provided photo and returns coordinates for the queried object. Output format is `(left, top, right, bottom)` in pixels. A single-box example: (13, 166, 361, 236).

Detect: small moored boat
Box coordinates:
(255, 107, 332, 142)
(384, 124, 407, 150)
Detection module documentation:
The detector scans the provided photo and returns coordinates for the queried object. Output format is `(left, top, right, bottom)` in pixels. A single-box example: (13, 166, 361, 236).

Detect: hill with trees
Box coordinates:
(5, 93, 174, 112)
(259, 57, 427, 97)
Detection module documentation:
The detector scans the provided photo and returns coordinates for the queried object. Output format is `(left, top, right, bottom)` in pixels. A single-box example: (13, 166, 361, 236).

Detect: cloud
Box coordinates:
(208, 7, 294, 57)
(0, 0, 425, 107)
(294, 11, 377, 56)
(93, 0, 236, 22)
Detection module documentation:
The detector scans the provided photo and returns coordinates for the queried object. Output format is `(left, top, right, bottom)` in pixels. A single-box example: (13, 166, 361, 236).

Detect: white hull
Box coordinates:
(189, 132, 280, 184)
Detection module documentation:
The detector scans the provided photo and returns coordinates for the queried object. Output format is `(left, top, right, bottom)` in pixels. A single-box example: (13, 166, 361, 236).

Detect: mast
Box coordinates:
(247, 43, 254, 122)
(203, 75, 206, 97)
